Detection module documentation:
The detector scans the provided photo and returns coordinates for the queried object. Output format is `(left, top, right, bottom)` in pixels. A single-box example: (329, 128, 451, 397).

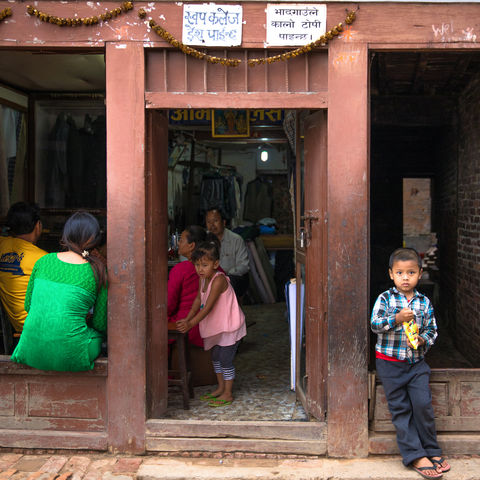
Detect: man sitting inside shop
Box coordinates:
(0, 202, 47, 334)
(205, 207, 250, 300)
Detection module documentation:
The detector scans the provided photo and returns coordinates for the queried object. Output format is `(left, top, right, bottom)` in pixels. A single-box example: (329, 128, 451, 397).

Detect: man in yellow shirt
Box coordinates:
(0, 202, 47, 333)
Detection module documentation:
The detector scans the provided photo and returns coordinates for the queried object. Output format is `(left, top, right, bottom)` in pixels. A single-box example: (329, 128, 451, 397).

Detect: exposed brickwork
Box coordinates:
(456, 75, 480, 365)
(432, 125, 458, 332)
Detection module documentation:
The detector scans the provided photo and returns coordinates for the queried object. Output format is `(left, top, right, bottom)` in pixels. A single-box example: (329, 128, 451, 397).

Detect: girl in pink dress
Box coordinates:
(177, 237, 246, 407)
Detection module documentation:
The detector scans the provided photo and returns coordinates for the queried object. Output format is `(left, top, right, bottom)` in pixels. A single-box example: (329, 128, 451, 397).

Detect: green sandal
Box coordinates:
(208, 398, 232, 407)
(199, 393, 218, 401)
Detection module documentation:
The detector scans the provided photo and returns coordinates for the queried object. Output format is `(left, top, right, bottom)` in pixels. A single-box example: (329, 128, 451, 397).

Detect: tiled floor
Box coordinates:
(164, 302, 308, 421)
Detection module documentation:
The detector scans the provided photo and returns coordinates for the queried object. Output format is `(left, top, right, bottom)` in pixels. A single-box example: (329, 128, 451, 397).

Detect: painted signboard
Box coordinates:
(266, 4, 326, 46)
(182, 4, 243, 46)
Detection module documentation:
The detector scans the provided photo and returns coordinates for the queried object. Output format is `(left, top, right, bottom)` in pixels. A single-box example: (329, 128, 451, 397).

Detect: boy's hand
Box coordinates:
(406, 334, 425, 349)
(395, 308, 415, 325)
(176, 319, 190, 333)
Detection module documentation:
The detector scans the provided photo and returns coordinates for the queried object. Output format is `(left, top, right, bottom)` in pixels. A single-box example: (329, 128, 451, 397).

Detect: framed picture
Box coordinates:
(212, 109, 250, 138)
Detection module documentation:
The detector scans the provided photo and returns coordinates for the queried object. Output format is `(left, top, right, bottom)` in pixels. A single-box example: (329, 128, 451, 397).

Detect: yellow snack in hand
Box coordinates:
(403, 320, 419, 349)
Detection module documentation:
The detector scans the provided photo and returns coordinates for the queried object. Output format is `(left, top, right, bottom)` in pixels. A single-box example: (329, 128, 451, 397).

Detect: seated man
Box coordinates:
(205, 207, 250, 299)
(0, 202, 47, 333)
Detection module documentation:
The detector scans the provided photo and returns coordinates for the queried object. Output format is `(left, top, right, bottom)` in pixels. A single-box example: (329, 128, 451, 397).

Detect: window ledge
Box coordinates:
(0, 356, 108, 376)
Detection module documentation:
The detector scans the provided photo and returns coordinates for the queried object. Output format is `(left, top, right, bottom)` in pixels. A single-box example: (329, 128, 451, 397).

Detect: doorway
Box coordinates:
(145, 107, 328, 453)
(157, 108, 329, 422)
(369, 50, 480, 452)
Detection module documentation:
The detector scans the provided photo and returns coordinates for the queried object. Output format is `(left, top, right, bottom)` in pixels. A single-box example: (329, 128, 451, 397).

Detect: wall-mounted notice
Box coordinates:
(266, 4, 326, 46)
(182, 4, 243, 47)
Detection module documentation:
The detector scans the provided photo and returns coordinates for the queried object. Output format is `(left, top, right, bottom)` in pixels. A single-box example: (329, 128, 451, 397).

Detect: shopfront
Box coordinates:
(0, 0, 479, 457)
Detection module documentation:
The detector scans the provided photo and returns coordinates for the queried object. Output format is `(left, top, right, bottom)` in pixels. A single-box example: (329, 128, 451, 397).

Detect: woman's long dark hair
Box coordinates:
(184, 225, 207, 245)
(61, 211, 107, 289)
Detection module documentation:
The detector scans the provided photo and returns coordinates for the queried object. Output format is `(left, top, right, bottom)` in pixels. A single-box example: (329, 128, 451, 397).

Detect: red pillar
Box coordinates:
(105, 41, 146, 453)
(326, 41, 369, 457)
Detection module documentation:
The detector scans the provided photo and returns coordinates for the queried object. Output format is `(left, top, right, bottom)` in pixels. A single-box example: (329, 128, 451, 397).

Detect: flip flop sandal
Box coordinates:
(208, 398, 232, 407)
(412, 465, 443, 479)
(430, 458, 451, 473)
(199, 393, 218, 401)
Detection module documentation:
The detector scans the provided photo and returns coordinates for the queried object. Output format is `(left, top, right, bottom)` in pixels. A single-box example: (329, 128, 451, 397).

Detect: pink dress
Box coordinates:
(167, 260, 203, 347)
(199, 271, 246, 351)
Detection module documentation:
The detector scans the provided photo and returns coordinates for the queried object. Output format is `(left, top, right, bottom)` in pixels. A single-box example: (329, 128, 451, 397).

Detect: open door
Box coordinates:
(146, 110, 169, 418)
(295, 110, 328, 419)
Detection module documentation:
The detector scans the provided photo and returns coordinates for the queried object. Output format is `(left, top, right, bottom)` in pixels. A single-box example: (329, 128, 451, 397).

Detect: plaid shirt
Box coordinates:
(371, 287, 438, 364)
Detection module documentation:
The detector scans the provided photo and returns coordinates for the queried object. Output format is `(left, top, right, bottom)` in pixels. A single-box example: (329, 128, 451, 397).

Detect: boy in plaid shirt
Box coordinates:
(371, 248, 450, 479)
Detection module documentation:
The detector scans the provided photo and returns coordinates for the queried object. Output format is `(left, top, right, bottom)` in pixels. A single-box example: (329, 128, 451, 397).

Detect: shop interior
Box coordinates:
(369, 50, 480, 371)
(164, 108, 308, 421)
(0, 51, 308, 422)
(0, 51, 106, 356)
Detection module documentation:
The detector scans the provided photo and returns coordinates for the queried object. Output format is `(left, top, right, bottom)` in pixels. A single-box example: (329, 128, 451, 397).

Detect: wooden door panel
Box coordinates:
(303, 110, 328, 419)
(146, 110, 169, 418)
(371, 369, 480, 432)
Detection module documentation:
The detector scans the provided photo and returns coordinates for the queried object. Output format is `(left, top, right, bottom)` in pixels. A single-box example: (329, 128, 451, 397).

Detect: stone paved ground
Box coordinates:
(1, 452, 480, 480)
(0, 453, 137, 480)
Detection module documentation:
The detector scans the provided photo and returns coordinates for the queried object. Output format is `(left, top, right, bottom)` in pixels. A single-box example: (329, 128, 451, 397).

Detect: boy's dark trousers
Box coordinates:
(376, 357, 442, 466)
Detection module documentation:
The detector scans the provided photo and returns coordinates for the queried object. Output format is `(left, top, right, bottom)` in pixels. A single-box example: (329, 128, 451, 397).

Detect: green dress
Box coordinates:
(11, 253, 107, 372)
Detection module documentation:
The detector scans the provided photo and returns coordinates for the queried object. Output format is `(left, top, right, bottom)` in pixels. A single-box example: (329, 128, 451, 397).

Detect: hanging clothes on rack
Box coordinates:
(45, 113, 70, 207)
(243, 176, 273, 223)
(199, 169, 242, 220)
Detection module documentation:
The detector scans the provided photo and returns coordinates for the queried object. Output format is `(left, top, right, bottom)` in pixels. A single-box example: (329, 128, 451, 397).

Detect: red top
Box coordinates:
(167, 260, 203, 347)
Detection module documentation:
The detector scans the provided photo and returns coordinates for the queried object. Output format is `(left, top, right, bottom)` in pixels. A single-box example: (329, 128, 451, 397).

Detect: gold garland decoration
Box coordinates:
(0, 7, 13, 23)
(26, 1, 133, 27)
(142, 13, 241, 67)
(140, 9, 356, 67)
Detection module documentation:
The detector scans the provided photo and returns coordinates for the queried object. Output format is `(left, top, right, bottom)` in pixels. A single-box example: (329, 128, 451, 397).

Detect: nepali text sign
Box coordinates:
(169, 109, 284, 126)
(182, 4, 243, 47)
(266, 4, 326, 46)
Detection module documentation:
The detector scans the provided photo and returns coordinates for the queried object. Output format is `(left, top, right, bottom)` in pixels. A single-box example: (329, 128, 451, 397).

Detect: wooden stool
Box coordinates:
(168, 323, 194, 409)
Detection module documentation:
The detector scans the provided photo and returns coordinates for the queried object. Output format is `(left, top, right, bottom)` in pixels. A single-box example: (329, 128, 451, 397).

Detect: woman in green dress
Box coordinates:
(11, 211, 107, 372)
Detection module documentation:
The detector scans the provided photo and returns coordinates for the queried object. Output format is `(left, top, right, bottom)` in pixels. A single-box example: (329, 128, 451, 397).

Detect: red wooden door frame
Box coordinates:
(303, 110, 328, 419)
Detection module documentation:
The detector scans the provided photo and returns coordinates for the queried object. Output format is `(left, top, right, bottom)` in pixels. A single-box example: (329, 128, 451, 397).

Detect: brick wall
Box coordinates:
(455, 75, 480, 365)
(432, 125, 458, 336)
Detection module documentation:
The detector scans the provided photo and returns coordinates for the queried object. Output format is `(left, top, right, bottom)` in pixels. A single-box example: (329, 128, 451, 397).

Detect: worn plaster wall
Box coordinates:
(456, 75, 480, 365)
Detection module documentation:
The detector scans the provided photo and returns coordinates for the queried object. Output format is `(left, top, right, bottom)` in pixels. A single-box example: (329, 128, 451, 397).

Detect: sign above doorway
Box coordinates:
(266, 4, 326, 46)
(182, 4, 243, 46)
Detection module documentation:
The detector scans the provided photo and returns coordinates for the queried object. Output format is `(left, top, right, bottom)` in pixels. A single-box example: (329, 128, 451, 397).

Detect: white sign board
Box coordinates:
(266, 4, 326, 46)
(182, 4, 243, 47)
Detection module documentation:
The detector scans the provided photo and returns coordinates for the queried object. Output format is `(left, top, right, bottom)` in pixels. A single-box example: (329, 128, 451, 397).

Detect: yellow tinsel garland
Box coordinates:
(0, 7, 12, 23)
(249, 10, 356, 66)
(144, 16, 241, 66)
(140, 9, 356, 67)
(26, 1, 134, 27)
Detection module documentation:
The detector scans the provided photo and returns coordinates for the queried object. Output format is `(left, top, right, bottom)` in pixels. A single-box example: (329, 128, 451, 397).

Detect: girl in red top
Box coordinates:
(167, 225, 207, 347)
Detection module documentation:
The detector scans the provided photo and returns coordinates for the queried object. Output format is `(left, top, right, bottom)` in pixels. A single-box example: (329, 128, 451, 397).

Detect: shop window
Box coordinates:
(34, 98, 106, 210)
